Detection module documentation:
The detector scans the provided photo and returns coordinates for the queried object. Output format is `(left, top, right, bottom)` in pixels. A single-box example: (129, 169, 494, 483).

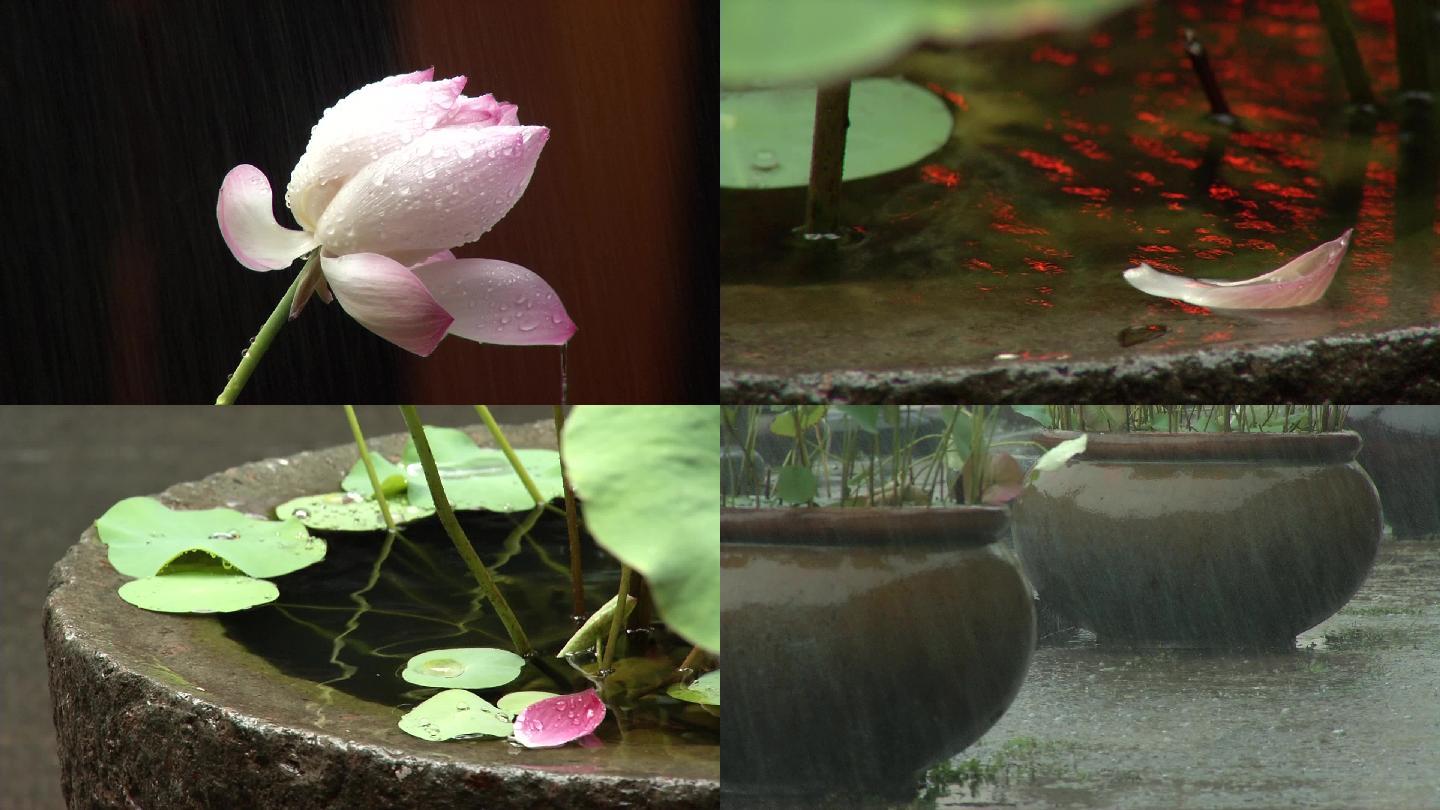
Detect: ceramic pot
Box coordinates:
(721, 507, 1034, 805)
(1347, 406, 1440, 540)
(1012, 431, 1382, 648)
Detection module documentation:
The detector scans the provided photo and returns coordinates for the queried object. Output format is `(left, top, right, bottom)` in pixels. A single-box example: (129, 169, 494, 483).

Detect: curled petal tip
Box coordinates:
(217, 165, 316, 272)
(1123, 229, 1352, 310)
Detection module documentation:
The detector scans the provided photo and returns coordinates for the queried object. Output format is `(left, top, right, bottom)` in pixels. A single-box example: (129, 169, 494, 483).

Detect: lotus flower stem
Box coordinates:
(553, 405, 586, 621)
(676, 645, 705, 676)
(400, 405, 533, 656)
(1183, 29, 1238, 126)
(343, 405, 395, 530)
(600, 565, 633, 672)
(474, 406, 547, 506)
(215, 252, 314, 404)
(1317, 0, 1378, 112)
(804, 82, 852, 236)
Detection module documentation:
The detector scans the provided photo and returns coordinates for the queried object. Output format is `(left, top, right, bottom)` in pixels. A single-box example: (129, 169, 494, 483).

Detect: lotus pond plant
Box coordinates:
(723, 405, 1083, 507)
(93, 405, 718, 750)
(1015, 404, 1350, 434)
(215, 69, 576, 404)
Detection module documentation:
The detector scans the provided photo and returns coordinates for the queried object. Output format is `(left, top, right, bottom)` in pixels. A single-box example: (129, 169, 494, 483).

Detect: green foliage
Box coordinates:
(562, 406, 720, 654)
(400, 647, 525, 690)
(666, 670, 720, 706)
(96, 496, 324, 579)
(398, 689, 512, 741)
(275, 491, 434, 532)
(721, 0, 1138, 87)
(496, 691, 557, 715)
(340, 453, 407, 497)
(720, 78, 952, 189)
(774, 465, 819, 504)
(769, 406, 828, 438)
(557, 594, 637, 657)
(117, 572, 279, 614)
(402, 428, 563, 512)
(1022, 405, 1351, 433)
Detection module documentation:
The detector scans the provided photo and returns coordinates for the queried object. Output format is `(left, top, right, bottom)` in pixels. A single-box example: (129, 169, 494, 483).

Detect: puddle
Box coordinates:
(721, 0, 1439, 386)
(926, 542, 1440, 808)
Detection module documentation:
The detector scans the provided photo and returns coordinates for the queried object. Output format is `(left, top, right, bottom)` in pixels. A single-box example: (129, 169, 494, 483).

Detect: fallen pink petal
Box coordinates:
(1122, 229, 1352, 310)
(512, 689, 606, 748)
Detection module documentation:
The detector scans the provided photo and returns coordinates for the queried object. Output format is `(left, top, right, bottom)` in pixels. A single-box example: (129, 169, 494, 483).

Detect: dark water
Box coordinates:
(218, 508, 715, 746)
(721, 0, 1439, 376)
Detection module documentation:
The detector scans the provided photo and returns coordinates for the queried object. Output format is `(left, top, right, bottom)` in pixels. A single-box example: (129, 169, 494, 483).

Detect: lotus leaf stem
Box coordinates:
(474, 405, 547, 506)
(600, 565, 633, 671)
(553, 406, 586, 620)
(343, 405, 396, 530)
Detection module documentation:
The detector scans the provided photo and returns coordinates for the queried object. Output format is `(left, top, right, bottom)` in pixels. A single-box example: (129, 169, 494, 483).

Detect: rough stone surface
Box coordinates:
(721, 325, 1440, 403)
(44, 423, 719, 809)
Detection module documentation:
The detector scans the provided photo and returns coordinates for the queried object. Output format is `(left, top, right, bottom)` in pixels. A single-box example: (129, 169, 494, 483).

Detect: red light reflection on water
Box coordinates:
(1016, 149, 1076, 178)
(921, 164, 961, 188)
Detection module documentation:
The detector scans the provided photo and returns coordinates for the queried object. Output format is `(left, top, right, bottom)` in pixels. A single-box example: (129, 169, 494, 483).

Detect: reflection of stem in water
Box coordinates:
(400, 405, 534, 656)
(804, 82, 852, 236)
(489, 505, 544, 570)
(1395, 109, 1438, 283)
(522, 534, 573, 577)
(342, 405, 395, 530)
(600, 566, 633, 671)
(1316, 0, 1378, 112)
(474, 405, 547, 506)
(1320, 129, 1375, 224)
(320, 529, 396, 685)
(553, 405, 587, 620)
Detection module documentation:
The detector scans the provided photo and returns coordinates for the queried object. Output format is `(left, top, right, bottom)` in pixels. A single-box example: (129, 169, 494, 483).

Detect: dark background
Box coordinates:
(0, 405, 552, 808)
(2, 1, 718, 403)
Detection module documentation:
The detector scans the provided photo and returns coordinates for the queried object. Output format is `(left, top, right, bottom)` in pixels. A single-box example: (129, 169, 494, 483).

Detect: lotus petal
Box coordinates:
(316, 125, 548, 259)
(443, 93, 520, 128)
(320, 253, 454, 356)
(1122, 229, 1352, 310)
(286, 70, 467, 230)
(217, 165, 318, 272)
(512, 689, 606, 748)
(412, 258, 576, 346)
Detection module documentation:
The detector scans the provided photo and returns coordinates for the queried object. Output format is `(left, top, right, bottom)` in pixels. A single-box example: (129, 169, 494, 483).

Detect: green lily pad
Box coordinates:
(496, 691, 558, 716)
(405, 449, 564, 513)
(557, 594, 638, 657)
(667, 670, 720, 706)
(774, 465, 818, 504)
(398, 689, 512, 741)
(562, 406, 720, 654)
(720, 78, 953, 189)
(96, 497, 325, 579)
(340, 453, 408, 497)
(117, 573, 278, 614)
(400, 647, 525, 689)
(401, 426, 488, 469)
(721, 0, 1138, 88)
(274, 491, 435, 531)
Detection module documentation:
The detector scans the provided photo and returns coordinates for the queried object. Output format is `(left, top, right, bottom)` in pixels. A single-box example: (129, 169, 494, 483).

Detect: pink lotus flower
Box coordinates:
(217, 68, 575, 355)
(512, 688, 606, 748)
(1122, 229, 1352, 310)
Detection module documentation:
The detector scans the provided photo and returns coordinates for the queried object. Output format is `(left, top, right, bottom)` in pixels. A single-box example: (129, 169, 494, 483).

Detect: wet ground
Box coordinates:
(721, 0, 1440, 401)
(930, 538, 1440, 809)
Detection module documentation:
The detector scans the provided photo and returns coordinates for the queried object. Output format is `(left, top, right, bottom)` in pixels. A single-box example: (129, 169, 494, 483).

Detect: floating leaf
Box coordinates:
(274, 491, 435, 531)
(774, 465, 818, 504)
(1123, 229, 1352, 310)
(667, 670, 720, 706)
(721, 79, 952, 189)
(1011, 405, 1052, 427)
(834, 405, 882, 433)
(96, 497, 324, 578)
(117, 573, 278, 614)
(398, 689, 512, 741)
(497, 691, 558, 716)
(512, 689, 606, 748)
(340, 453, 408, 497)
(721, 0, 1139, 88)
(562, 406, 720, 653)
(402, 427, 564, 512)
(400, 647, 525, 690)
(557, 594, 638, 657)
(1030, 434, 1088, 479)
